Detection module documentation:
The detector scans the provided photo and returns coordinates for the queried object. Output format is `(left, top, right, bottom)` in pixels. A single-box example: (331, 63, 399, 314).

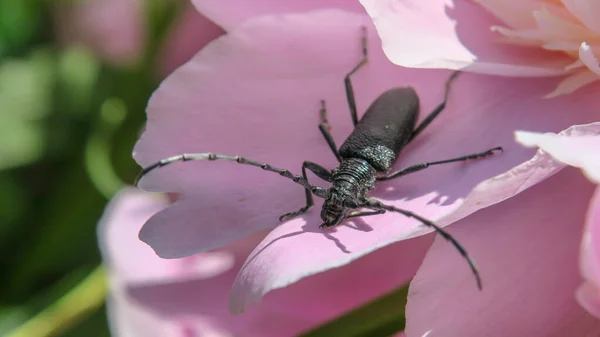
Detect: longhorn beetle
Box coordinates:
(136, 27, 502, 289)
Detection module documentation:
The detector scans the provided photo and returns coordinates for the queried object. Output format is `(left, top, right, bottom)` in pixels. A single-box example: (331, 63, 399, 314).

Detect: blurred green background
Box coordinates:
(0, 0, 181, 335)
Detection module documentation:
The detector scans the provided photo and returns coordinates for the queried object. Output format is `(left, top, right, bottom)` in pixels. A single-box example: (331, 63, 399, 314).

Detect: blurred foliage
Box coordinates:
(0, 0, 180, 335)
(0, 0, 44, 57)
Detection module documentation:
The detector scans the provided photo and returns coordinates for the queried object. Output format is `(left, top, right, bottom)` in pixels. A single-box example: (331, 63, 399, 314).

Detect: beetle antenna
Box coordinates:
(135, 153, 327, 198)
(362, 198, 482, 290)
(443, 70, 461, 102)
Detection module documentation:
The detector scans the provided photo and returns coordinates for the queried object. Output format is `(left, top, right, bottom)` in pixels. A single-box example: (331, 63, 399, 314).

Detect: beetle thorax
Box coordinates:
(320, 158, 376, 227)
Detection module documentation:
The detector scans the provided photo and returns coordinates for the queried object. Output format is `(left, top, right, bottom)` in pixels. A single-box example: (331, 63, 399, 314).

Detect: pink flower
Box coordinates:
(99, 188, 430, 336)
(134, 3, 600, 326)
(55, 0, 145, 65)
(360, 0, 600, 97)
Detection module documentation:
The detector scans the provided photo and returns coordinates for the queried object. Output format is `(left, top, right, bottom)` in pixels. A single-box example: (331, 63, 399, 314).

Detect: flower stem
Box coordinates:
(6, 265, 107, 337)
(84, 97, 128, 199)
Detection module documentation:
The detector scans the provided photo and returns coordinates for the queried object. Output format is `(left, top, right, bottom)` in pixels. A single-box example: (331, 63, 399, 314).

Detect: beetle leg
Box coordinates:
(409, 71, 461, 142)
(279, 161, 332, 221)
(318, 100, 342, 162)
(377, 146, 503, 181)
(347, 209, 385, 218)
(344, 26, 368, 127)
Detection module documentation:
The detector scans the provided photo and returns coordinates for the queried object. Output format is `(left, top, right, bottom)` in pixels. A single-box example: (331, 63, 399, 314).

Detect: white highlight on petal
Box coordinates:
(579, 42, 600, 75)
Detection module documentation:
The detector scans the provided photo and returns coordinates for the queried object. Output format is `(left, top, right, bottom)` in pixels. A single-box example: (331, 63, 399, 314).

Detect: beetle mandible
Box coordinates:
(136, 27, 502, 289)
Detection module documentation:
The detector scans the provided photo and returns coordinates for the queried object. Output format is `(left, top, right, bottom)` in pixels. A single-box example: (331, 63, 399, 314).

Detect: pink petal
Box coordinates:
(191, 0, 366, 31)
(253, 235, 433, 320)
(438, 123, 600, 229)
(125, 236, 432, 336)
(576, 281, 600, 319)
(359, 0, 572, 75)
(100, 189, 431, 336)
(579, 42, 600, 76)
(134, 9, 599, 264)
(561, 0, 600, 35)
(578, 186, 600, 318)
(406, 168, 600, 337)
(109, 285, 246, 337)
(231, 233, 433, 314)
(532, 6, 595, 39)
(98, 188, 236, 284)
(515, 122, 600, 183)
(106, 288, 177, 337)
(158, 4, 225, 77)
(544, 41, 583, 52)
(544, 69, 600, 98)
(475, 0, 554, 29)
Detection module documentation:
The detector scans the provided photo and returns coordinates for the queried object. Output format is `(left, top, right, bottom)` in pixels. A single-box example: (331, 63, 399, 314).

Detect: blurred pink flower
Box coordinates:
(133, 3, 600, 319)
(55, 0, 145, 65)
(158, 2, 225, 76)
(99, 188, 431, 336)
(55, 0, 223, 68)
(360, 0, 600, 97)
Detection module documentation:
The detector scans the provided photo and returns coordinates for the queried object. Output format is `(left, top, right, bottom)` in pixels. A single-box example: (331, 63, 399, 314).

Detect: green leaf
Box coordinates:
(0, 48, 56, 169)
(299, 285, 408, 337)
(0, 0, 42, 56)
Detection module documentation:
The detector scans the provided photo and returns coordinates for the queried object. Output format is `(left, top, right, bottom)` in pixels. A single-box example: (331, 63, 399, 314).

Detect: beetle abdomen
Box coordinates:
(339, 87, 419, 171)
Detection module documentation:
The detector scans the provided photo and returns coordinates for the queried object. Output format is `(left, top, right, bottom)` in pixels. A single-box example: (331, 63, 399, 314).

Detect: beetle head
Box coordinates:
(320, 188, 358, 227)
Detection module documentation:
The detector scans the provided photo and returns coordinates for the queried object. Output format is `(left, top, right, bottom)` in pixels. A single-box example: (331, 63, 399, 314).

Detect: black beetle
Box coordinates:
(136, 27, 502, 289)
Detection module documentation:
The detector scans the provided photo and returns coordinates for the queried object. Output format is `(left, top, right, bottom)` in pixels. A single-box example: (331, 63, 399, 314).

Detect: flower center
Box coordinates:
(475, 0, 600, 96)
